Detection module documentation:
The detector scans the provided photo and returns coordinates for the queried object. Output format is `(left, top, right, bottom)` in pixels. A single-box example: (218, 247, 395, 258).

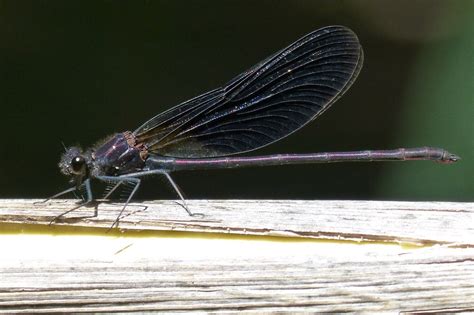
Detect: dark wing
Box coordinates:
(134, 25, 363, 158)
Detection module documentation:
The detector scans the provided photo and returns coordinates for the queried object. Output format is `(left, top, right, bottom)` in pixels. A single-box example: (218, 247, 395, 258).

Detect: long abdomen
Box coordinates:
(146, 147, 458, 172)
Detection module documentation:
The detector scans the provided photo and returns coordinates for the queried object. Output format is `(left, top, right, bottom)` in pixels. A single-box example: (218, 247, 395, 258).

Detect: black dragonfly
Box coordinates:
(42, 26, 459, 227)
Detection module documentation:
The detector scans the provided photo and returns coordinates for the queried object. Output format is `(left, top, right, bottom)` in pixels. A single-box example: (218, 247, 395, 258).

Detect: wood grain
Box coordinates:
(0, 199, 472, 245)
(0, 199, 472, 313)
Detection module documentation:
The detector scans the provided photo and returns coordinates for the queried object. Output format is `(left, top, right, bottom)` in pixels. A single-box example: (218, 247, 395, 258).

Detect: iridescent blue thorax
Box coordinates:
(91, 131, 148, 177)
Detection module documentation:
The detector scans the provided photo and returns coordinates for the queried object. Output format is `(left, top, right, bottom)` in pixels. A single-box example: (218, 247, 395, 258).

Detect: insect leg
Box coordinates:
(116, 170, 200, 217)
(49, 179, 96, 224)
(96, 176, 141, 228)
(162, 172, 195, 216)
(35, 186, 77, 205)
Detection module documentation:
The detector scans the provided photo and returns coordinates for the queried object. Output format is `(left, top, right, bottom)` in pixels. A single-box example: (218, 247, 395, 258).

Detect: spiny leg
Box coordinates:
(114, 179, 140, 228)
(73, 181, 90, 203)
(162, 172, 198, 217)
(49, 199, 97, 225)
(49, 179, 96, 224)
(115, 169, 202, 217)
(97, 176, 141, 228)
(34, 186, 77, 206)
(103, 181, 123, 200)
(37, 177, 90, 206)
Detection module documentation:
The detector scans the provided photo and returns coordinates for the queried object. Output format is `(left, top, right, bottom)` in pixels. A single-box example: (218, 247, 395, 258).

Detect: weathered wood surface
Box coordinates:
(0, 199, 473, 245)
(1, 244, 473, 313)
(0, 199, 473, 313)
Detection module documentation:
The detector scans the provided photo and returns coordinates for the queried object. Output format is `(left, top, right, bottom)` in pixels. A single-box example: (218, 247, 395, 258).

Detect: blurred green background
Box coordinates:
(0, 0, 472, 202)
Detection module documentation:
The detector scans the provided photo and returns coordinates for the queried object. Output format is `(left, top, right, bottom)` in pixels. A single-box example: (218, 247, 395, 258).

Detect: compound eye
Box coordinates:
(71, 156, 86, 173)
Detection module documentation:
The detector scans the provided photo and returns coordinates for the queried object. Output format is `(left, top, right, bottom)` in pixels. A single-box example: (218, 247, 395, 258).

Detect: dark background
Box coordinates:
(1, 1, 472, 202)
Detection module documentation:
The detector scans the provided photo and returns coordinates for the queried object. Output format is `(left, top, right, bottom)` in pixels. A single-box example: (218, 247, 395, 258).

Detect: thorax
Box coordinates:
(90, 131, 148, 177)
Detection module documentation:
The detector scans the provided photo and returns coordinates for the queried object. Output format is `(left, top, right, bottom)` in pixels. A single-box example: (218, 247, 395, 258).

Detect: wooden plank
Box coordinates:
(0, 199, 473, 245)
(0, 199, 473, 312)
(0, 235, 473, 313)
